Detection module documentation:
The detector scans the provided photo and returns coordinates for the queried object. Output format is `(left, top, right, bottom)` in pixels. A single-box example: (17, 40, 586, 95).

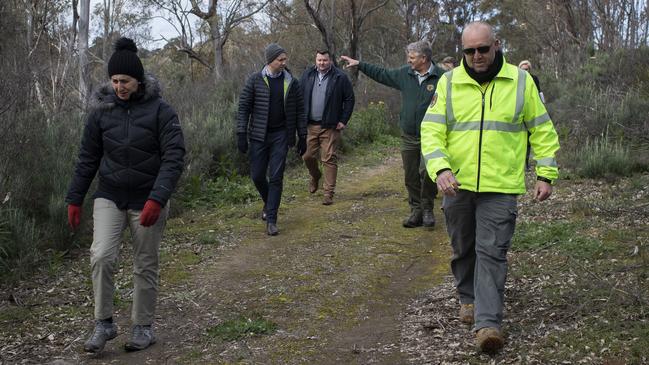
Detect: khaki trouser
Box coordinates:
(303, 124, 341, 197)
(401, 133, 437, 213)
(90, 198, 169, 325)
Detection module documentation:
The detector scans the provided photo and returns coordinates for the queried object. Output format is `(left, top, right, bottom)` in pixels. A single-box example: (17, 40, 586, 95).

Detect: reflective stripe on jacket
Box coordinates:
(421, 59, 559, 194)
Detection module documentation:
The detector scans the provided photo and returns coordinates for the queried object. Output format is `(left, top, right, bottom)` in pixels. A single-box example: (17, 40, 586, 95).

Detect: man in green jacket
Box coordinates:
(341, 41, 444, 228)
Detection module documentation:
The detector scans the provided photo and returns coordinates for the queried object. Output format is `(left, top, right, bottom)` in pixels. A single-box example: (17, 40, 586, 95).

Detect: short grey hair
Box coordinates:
(406, 40, 433, 62)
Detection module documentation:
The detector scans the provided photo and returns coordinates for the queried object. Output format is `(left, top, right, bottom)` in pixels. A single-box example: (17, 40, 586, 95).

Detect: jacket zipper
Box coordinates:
(126, 108, 131, 197)
(476, 84, 489, 191)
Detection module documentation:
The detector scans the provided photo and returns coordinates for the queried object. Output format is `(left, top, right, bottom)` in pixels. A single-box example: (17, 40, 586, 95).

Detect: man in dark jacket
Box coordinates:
(237, 43, 307, 235)
(299, 50, 355, 205)
(341, 41, 444, 228)
(66, 38, 185, 353)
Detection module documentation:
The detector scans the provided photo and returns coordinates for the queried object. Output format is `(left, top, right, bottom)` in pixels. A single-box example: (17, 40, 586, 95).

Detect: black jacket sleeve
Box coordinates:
(236, 74, 256, 135)
(148, 101, 186, 206)
(340, 73, 355, 124)
(65, 110, 103, 205)
(294, 79, 307, 139)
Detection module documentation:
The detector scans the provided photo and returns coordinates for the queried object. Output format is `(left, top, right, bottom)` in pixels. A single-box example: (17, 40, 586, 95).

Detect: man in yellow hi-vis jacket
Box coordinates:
(421, 22, 560, 353)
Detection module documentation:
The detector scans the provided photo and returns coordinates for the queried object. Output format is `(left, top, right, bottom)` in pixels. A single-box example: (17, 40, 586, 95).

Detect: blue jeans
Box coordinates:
(249, 130, 288, 224)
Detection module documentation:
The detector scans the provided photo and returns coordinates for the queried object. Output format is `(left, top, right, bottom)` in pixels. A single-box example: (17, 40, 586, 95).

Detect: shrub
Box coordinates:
(574, 136, 634, 178)
(0, 206, 41, 279)
(178, 174, 257, 209)
(342, 102, 399, 150)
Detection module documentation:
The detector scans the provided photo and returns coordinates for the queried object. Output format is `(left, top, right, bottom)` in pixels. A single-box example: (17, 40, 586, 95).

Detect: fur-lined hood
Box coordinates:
(89, 73, 162, 110)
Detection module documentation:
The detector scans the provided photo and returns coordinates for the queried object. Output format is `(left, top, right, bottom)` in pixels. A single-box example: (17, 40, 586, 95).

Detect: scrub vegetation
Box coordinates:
(1, 0, 648, 363)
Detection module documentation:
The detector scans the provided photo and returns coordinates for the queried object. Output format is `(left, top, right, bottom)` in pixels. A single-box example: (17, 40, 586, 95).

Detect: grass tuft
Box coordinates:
(207, 315, 277, 341)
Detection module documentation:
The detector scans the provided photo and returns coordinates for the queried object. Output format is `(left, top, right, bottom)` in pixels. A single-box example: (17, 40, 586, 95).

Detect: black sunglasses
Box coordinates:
(462, 45, 491, 55)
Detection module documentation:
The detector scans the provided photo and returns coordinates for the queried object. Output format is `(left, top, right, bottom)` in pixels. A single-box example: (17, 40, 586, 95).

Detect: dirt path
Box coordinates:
(0, 153, 451, 364)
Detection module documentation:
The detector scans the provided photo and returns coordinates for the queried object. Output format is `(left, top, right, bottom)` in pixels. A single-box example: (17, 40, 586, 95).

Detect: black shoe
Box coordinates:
(261, 210, 267, 221)
(267, 222, 279, 236)
(124, 325, 156, 352)
(84, 320, 118, 353)
(422, 210, 435, 228)
(402, 212, 423, 228)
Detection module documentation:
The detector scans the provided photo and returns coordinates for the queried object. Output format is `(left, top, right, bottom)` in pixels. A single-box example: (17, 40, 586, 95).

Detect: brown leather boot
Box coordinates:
(459, 303, 474, 324)
(476, 327, 504, 353)
(308, 172, 321, 194)
(322, 195, 333, 205)
(322, 164, 337, 198)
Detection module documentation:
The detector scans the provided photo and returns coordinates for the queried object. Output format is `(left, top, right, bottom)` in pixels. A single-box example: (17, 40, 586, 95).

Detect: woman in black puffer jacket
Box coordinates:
(65, 37, 185, 354)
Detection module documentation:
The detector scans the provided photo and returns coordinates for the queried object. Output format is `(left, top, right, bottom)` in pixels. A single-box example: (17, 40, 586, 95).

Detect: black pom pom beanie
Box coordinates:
(107, 37, 144, 81)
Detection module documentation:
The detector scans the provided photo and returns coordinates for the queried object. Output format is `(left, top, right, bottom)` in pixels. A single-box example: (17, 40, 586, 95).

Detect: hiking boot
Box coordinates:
(308, 172, 321, 194)
(83, 320, 117, 353)
(402, 211, 423, 228)
(476, 327, 504, 353)
(124, 325, 156, 352)
(422, 210, 435, 228)
(322, 195, 333, 205)
(459, 303, 474, 324)
(267, 222, 279, 236)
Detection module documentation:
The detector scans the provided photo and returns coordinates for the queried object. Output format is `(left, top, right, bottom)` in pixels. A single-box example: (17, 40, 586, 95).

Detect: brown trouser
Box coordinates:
(303, 124, 341, 197)
(90, 198, 169, 325)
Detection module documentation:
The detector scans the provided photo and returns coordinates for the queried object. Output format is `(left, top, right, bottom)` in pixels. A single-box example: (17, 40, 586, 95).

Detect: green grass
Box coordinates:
(206, 315, 277, 341)
(541, 319, 649, 364)
(513, 221, 618, 258)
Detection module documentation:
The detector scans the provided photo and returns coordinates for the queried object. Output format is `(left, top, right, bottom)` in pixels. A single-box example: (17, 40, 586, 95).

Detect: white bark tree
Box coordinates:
(189, 0, 270, 81)
(79, 0, 91, 108)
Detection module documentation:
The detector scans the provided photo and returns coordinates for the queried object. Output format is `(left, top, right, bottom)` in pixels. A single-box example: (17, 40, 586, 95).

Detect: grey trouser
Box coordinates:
(442, 191, 517, 331)
(401, 133, 438, 213)
(90, 198, 169, 325)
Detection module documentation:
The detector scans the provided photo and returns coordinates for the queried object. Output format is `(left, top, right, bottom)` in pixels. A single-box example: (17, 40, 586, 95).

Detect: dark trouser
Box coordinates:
(249, 130, 288, 224)
(401, 133, 438, 213)
(442, 191, 518, 331)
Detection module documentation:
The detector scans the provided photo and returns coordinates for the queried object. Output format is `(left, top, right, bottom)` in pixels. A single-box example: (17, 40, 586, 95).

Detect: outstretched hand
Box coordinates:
(339, 55, 359, 68)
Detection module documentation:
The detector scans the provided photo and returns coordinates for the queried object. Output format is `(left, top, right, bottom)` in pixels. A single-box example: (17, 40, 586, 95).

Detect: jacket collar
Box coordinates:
(407, 63, 444, 80)
(453, 55, 517, 85)
(90, 73, 161, 110)
(262, 66, 293, 83)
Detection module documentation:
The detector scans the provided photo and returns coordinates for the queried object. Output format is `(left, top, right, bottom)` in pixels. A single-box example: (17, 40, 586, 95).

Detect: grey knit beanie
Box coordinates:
(264, 43, 286, 64)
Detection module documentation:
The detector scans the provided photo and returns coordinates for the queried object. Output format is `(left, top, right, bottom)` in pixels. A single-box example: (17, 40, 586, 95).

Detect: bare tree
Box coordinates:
(189, 0, 270, 81)
(303, 0, 337, 60)
(79, 0, 91, 108)
(347, 0, 390, 82)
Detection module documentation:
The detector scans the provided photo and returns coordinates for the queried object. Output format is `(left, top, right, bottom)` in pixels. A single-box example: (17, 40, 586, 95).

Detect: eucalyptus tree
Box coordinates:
(189, 0, 271, 81)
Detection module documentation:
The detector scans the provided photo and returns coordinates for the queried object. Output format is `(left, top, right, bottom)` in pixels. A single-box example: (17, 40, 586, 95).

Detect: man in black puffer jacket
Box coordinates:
(237, 43, 307, 236)
(66, 38, 185, 354)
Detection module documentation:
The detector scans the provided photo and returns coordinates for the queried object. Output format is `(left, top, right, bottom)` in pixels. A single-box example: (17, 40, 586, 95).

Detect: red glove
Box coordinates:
(139, 200, 162, 227)
(68, 204, 82, 230)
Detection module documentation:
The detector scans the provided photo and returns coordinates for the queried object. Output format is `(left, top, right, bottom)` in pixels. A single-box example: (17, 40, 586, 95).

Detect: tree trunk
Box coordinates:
(210, 16, 224, 82)
(102, 0, 112, 61)
(79, 0, 91, 109)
